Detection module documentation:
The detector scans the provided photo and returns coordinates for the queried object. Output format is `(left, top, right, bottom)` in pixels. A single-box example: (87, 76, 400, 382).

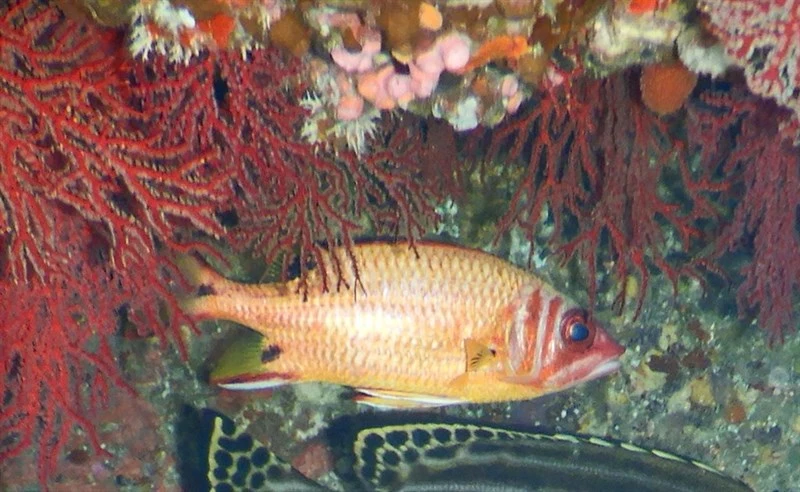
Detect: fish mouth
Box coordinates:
(585, 359, 622, 380)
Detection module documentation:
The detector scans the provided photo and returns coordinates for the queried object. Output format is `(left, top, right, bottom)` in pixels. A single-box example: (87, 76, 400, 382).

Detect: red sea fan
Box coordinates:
(0, 2, 206, 481)
(0, 1, 447, 487)
(490, 70, 725, 315)
(699, 0, 800, 138)
(166, 48, 443, 283)
(0, 211, 132, 485)
(0, 1, 228, 280)
(690, 88, 800, 344)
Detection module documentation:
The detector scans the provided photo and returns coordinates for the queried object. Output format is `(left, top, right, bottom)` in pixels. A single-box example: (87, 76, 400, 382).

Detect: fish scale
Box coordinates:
(182, 241, 624, 406)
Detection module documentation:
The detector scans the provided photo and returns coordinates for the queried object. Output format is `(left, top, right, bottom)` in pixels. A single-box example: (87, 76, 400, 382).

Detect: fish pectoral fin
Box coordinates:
(354, 389, 465, 409)
(464, 338, 497, 372)
(210, 329, 294, 391)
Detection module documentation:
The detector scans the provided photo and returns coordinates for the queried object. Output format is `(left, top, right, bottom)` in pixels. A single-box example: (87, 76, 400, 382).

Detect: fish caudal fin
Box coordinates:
(210, 330, 295, 391)
(205, 410, 326, 491)
(175, 254, 226, 292)
(175, 254, 231, 320)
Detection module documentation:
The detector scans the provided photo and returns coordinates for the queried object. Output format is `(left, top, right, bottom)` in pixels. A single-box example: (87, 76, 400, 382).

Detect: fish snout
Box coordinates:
(593, 323, 626, 360)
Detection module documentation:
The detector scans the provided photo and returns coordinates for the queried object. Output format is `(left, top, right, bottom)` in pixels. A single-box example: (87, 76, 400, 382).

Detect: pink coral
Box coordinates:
(330, 30, 381, 73)
(358, 64, 400, 109)
(437, 32, 472, 72)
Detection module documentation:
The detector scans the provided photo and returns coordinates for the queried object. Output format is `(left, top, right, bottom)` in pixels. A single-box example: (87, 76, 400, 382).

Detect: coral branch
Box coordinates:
(692, 89, 800, 343)
(1, 2, 449, 488)
(699, 0, 800, 138)
(490, 70, 726, 314)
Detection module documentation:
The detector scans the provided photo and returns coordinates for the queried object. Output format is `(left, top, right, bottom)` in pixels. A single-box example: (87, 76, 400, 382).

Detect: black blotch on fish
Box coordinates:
(454, 428, 471, 442)
(426, 444, 459, 460)
(378, 468, 400, 488)
(474, 428, 493, 439)
(411, 428, 431, 447)
(214, 450, 233, 469)
(432, 427, 452, 444)
(265, 464, 283, 479)
(250, 447, 269, 467)
(219, 433, 254, 454)
(385, 430, 408, 448)
(235, 455, 251, 477)
(403, 448, 420, 463)
(383, 449, 401, 466)
(212, 465, 228, 481)
(261, 344, 282, 363)
(249, 471, 266, 488)
(363, 432, 384, 451)
(197, 284, 215, 296)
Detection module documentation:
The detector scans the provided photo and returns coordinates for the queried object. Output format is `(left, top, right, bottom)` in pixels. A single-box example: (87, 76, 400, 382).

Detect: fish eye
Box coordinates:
(560, 309, 595, 350)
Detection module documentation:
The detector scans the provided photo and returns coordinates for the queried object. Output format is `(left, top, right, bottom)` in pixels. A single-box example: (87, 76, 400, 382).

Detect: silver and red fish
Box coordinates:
(181, 241, 624, 407)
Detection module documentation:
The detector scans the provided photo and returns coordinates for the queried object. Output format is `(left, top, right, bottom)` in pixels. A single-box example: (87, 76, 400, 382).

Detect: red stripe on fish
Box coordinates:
(512, 287, 542, 374)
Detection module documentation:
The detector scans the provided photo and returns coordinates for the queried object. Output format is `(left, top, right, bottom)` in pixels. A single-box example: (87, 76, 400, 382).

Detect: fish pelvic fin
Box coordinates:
(205, 409, 327, 491)
(354, 389, 465, 409)
(210, 330, 295, 391)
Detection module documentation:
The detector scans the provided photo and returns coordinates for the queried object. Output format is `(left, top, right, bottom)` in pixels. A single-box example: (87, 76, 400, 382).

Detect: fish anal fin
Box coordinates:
(215, 372, 295, 391)
(354, 389, 465, 409)
(464, 338, 497, 372)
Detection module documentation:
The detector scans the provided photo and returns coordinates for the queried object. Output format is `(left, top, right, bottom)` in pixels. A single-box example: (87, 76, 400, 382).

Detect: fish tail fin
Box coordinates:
(210, 330, 295, 391)
(204, 409, 327, 491)
(175, 254, 234, 320)
(175, 253, 225, 292)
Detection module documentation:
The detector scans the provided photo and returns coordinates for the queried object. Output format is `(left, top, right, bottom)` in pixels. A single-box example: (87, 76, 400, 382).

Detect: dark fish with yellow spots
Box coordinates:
(181, 242, 624, 408)
(199, 410, 753, 491)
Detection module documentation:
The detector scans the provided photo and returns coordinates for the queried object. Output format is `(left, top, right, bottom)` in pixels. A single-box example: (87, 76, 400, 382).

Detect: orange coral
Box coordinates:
(197, 13, 236, 47)
(459, 35, 529, 73)
(627, 0, 673, 14)
(639, 60, 697, 115)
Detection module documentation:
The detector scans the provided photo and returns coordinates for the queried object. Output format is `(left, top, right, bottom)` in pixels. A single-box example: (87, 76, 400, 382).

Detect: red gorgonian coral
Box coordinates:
(699, 0, 800, 138)
(688, 87, 800, 343)
(0, 0, 445, 487)
(488, 69, 725, 315)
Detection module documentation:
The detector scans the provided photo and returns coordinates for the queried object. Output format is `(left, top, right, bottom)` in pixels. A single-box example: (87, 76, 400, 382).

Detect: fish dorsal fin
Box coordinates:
(464, 338, 497, 372)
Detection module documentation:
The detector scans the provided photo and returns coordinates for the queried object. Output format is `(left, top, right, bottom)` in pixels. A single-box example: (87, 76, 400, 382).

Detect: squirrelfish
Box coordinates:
(181, 242, 624, 407)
